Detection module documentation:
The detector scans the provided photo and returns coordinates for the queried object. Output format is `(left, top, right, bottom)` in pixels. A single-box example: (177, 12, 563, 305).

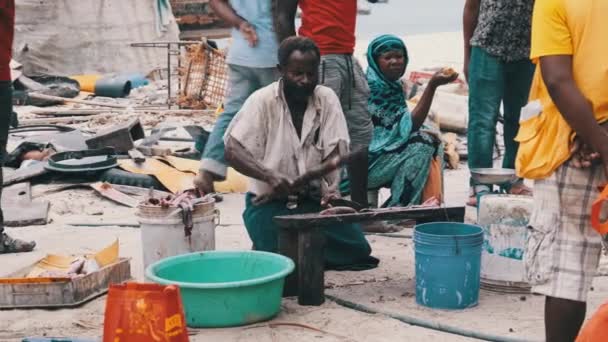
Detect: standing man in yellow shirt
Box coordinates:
(520, 0, 608, 341)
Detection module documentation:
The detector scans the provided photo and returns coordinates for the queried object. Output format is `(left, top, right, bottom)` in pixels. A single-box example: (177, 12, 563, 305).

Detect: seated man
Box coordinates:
(224, 36, 379, 271)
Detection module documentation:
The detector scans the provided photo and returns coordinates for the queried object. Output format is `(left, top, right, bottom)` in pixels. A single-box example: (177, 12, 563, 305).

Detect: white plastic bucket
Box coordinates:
(137, 200, 219, 270)
(478, 194, 532, 293)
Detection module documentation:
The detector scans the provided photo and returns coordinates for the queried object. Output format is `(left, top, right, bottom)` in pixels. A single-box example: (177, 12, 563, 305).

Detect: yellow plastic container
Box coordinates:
(70, 74, 101, 93)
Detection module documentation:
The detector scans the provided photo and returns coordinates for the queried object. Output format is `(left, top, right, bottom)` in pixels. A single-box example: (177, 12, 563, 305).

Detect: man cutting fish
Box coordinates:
(224, 36, 379, 270)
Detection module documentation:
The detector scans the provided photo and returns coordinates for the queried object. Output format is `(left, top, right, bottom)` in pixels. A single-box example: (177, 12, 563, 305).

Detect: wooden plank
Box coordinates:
(28, 93, 128, 109)
(32, 183, 93, 198)
(0, 277, 70, 284)
(1, 182, 31, 205)
(65, 220, 139, 228)
(71, 258, 132, 305)
(33, 109, 116, 116)
(3, 162, 48, 186)
(32, 108, 215, 116)
(274, 206, 466, 229)
(4, 201, 49, 227)
(90, 182, 140, 208)
(0, 258, 131, 309)
(278, 229, 299, 297)
(20, 113, 120, 126)
(297, 227, 325, 306)
(109, 184, 171, 199)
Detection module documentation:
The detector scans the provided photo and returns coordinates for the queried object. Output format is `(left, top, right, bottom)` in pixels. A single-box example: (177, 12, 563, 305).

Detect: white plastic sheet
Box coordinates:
(13, 0, 180, 76)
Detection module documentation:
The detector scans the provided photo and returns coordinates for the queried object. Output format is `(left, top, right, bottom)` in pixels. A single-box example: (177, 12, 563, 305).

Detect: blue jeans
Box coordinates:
(200, 64, 278, 179)
(467, 47, 535, 188)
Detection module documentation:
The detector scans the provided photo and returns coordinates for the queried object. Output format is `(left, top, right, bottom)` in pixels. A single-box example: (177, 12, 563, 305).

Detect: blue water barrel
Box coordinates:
(414, 222, 483, 310)
(121, 73, 150, 89)
(94, 75, 132, 98)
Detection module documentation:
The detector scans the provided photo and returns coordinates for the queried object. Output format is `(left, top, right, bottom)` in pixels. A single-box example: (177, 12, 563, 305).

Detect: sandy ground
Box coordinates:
(0, 182, 476, 342)
(2, 30, 608, 341)
(1, 168, 608, 342)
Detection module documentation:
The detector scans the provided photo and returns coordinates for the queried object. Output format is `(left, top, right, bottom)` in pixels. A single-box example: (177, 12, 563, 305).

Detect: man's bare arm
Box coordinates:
(210, 0, 258, 46)
(210, 0, 246, 28)
(273, 0, 298, 43)
(225, 136, 292, 201)
(463, 0, 480, 81)
(321, 141, 349, 194)
(540, 55, 608, 173)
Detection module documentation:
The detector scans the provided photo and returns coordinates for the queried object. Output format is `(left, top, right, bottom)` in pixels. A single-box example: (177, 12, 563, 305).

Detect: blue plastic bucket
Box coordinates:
(414, 222, 483, 310)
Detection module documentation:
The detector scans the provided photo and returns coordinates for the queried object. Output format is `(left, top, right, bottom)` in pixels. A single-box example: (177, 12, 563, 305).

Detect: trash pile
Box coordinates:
(4, 36, 249, 232)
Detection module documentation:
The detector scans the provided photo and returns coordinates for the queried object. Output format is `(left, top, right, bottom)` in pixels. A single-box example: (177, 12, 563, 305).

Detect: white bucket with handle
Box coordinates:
(478, 194, 532, 293)
(137, 198, 219, 270)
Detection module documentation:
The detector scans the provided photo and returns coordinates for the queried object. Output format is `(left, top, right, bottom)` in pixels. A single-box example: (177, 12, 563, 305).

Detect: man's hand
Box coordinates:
(239, 21, 258, 47)
(320, 191, 341, 207)
(570, 137, 600, 168)
(210, 0, 258, 46)
(267, 171, 293, 196)
(193, 171, 216, 196)
(252, 171, 293, 206)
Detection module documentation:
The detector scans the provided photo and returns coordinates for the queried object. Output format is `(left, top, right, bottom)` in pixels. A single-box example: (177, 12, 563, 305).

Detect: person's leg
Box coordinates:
(256, 67, 280, 90)
(503, 58, 535, 193)
(348, 59, 373, 207)
(242, 194, 379, 270)
(467, 47, 505, 202)
(0, 81, 8, 237)
(320, 55, 372, 207)
(348, 145, 369, 207)
(545, 296, 587, 342)
(242, 193, 285, 252)
(386, 132, 439, 206)
(525, 162, 604, 341)
(502, 59, 534, 169)
(198, 65, 259, 193)
(0, 81, 35, 253)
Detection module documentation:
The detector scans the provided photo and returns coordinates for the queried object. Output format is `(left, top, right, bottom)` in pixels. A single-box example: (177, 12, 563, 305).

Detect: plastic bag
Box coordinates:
(103, 283, 189, 342)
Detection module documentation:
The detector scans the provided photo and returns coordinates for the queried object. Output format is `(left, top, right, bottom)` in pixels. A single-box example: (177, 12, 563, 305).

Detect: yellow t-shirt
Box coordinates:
(515, 0, 608, 179)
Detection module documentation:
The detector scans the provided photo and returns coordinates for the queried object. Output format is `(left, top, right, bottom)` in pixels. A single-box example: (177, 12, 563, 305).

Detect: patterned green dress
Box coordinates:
(342, 34, 443, 206)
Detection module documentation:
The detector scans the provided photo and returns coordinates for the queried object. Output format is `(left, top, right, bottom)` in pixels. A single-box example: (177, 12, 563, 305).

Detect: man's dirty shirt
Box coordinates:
(224, 80, 351, 197)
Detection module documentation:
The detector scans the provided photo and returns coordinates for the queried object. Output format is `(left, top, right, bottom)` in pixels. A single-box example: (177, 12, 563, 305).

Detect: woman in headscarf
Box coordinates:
(343, 34, 458, 207)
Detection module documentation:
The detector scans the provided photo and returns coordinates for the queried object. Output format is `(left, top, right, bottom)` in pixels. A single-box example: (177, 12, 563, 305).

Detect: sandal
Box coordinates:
(0, 233, 36, 254)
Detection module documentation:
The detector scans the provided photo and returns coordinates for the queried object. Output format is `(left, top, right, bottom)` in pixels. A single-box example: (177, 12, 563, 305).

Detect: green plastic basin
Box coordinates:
(145, 251, 295, 328)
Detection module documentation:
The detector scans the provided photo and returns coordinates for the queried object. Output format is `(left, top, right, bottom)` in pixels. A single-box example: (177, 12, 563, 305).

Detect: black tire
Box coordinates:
(98, 168, 167, 191)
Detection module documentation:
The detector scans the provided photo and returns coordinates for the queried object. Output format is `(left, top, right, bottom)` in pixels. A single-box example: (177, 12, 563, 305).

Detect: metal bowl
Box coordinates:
(470, 168, 518, 185)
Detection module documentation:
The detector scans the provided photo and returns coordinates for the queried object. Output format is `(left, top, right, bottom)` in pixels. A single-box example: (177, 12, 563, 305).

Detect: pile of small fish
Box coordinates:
(319, 196, 441, 216)
(144, 190, 214, 237)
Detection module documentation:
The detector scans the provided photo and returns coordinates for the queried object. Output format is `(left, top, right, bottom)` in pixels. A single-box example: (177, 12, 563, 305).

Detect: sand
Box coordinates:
(2, 168, 607, 341)
(2, 30, 608, 341)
